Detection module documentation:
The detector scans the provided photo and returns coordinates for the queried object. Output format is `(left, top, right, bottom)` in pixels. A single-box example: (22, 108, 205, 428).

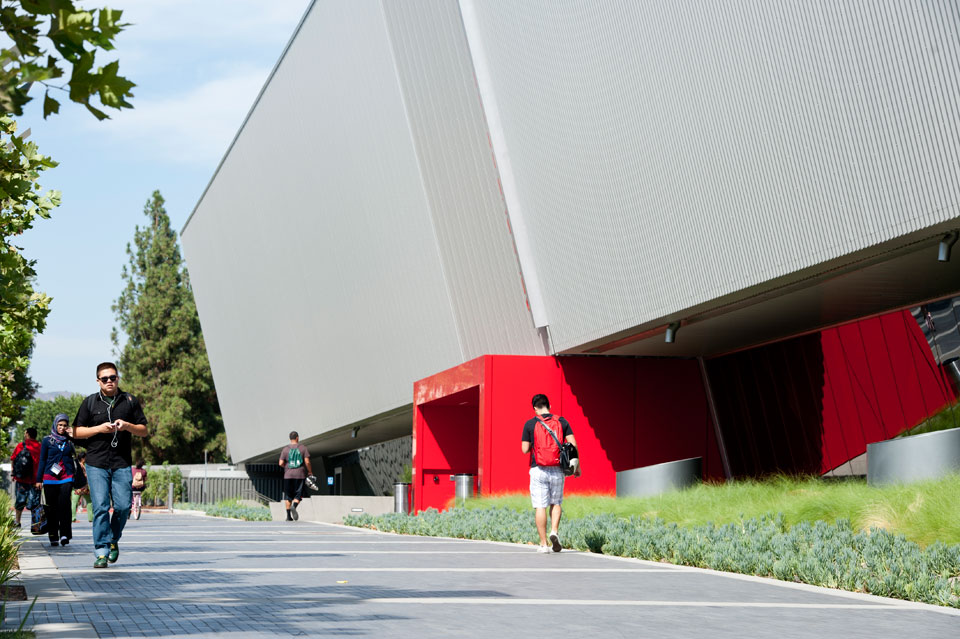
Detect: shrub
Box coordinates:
(0, 492, 20, 589)
(0, 491, 36, 633)
(141, 463, 183, 505)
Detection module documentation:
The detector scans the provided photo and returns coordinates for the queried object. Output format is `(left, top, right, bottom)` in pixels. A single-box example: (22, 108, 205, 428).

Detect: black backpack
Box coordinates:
(12, 444, 33, 479)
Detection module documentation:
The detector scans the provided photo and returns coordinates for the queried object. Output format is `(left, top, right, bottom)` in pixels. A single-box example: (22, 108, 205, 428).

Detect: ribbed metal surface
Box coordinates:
(381, 0, 545, 358)
(465, 0, 960, 351)
(182, 1, 464, 462)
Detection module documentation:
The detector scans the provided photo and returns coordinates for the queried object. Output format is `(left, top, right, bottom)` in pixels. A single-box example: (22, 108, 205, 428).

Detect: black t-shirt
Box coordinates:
(521, 414, 573, 468)
(73, 390, 147, 469)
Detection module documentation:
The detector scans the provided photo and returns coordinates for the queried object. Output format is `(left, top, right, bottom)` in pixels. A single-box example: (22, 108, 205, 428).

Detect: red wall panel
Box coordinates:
(708, 309, 956, 476)
(634, 358, 721, 479)
(821, 327, 869, 458)
(857, 317, 905, 440)
(558, 356, 636, 494)
(484, 356, 563, 496)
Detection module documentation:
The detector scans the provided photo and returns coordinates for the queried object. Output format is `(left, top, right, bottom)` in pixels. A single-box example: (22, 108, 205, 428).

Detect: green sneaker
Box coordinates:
(94, 555, 108, 569)
(107, 543, 119, 563)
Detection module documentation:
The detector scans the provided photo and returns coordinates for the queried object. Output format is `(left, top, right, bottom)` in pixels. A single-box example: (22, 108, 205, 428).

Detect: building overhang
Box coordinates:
(580, 222, 960, 358)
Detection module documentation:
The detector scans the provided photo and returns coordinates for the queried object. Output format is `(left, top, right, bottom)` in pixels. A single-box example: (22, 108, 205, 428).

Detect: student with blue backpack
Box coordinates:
(279, 431, 313, 521)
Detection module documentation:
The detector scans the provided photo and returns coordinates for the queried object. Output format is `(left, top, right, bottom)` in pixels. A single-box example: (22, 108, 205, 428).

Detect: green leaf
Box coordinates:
(42, 91, 59, 118)
(83, 100, 107, 120)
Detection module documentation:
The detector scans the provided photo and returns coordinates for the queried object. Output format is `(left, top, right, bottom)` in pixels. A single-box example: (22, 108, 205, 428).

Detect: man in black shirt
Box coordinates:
(72, 362, 149, 569)
(521, 393, 578, 553)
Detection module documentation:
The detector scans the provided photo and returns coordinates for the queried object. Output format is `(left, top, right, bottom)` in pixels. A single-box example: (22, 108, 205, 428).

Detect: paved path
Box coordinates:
(6, 512, 959, 638)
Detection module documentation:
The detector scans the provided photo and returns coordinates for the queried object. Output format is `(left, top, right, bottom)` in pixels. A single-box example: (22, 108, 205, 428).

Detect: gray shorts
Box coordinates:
(529, 465, 565, 508)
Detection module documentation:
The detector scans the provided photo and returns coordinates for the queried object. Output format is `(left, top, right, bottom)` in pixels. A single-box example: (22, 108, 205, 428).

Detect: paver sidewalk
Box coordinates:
(4, 512, 958, 638)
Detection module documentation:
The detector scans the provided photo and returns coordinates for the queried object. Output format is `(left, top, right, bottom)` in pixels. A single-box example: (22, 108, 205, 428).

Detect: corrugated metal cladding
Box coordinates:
(182, 0, 544, 461)
(465, 0, 960, 352)
(380, 0, 546, 358)
(182, 1, 469, 462)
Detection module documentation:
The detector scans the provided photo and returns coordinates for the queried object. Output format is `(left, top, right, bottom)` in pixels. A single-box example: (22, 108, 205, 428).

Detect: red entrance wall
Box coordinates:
(413, 355, 718, 512)
(412, 311, 955, 512)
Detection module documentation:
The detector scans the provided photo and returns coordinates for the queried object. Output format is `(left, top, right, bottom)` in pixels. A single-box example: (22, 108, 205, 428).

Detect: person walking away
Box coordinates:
(521, 393, 580, 553)
(279, 431, 312, 521)
(131, 460, 147, 515)
(71, 451, 92, 523)
(10, 427, 41, 528)
(72, 362, 149, 568)
(36, 414, 77, 546)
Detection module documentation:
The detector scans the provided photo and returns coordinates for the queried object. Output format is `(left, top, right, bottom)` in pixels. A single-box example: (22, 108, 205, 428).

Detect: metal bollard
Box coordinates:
(168, 482, 174, 513)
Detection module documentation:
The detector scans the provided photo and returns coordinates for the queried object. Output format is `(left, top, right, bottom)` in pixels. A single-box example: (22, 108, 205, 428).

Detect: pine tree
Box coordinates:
(112, 191, 225, 463)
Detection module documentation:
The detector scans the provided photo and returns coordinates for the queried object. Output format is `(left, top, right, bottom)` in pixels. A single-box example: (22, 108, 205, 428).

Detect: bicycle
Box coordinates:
(131, 491, 142, 520)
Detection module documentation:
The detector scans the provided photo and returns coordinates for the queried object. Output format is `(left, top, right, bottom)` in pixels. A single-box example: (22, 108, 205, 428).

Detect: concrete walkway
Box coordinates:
(4, 512, 958, 638)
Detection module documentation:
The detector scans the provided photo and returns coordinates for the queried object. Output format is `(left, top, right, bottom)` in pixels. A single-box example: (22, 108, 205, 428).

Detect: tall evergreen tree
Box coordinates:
(112, 191, 224, 463)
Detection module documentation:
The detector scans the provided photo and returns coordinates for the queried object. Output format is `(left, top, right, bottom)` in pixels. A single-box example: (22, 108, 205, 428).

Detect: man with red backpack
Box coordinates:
(521, 394, 580, 553)
(10, 427, 42, 528)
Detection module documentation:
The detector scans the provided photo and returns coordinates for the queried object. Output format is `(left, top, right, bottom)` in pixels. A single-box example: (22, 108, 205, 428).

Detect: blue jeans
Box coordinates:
(86, 465, 132, 558)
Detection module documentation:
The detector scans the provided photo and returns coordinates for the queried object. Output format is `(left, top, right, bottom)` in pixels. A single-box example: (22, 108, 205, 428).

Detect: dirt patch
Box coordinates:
(0, 585, 27, 601)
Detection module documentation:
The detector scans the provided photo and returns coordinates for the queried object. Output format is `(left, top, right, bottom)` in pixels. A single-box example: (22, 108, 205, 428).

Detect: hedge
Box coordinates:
(345, 508, 960, 608)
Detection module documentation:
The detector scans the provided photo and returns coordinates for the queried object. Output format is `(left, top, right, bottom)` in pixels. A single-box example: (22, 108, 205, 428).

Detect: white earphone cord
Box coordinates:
(101, 392, 120, 448)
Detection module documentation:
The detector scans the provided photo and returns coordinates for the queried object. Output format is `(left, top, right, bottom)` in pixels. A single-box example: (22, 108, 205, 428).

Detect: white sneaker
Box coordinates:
(537, 545, 551, 553)
(549, 532, 561, 552)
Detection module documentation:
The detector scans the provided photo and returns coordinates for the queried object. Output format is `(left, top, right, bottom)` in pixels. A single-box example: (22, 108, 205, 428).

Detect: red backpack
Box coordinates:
(533, 415, 564, 467)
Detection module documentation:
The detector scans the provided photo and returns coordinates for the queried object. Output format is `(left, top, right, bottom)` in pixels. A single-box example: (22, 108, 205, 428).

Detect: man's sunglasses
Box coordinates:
(98, 375, 118, 383)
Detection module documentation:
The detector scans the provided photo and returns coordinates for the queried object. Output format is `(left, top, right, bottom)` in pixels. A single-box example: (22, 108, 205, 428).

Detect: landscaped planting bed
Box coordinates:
(345, 480, 960, 608)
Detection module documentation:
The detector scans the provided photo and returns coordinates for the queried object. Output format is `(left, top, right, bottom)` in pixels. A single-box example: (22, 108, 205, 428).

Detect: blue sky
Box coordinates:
(17, 0, 312, 394)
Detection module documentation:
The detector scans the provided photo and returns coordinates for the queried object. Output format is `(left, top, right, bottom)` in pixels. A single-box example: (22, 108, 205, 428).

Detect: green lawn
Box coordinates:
(465, 473, 960, 547)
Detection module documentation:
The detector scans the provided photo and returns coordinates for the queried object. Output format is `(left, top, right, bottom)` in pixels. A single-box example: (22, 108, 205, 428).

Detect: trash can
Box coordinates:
(393, 482, 412, 514)
(450, 474, 474, 507)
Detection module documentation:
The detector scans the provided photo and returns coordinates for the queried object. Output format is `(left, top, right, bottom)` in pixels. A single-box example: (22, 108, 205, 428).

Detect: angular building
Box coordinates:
(182, 0, 960, 505)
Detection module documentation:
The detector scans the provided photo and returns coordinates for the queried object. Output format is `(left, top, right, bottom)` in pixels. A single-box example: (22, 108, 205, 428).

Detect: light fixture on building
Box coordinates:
(665, 321, 681, 343)
(350, 427, 359, 439)
(939, 231, 958, 262)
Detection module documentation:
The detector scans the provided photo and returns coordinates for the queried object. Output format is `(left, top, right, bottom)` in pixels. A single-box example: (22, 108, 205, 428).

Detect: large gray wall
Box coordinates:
(463, 0, 960, 351)
(184, 0, 960, 462)
(182, 0, 543, 462)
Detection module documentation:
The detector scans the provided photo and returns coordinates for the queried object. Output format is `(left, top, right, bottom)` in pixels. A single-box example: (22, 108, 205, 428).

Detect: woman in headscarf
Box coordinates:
(35, 413, 77, 547)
